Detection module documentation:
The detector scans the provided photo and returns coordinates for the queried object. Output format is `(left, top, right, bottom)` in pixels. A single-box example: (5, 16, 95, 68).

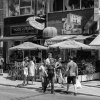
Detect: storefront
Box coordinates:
(3, 15, 46, 70)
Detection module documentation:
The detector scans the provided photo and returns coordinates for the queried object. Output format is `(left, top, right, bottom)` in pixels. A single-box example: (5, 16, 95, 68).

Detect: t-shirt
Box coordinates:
(66, 60, 78, 76)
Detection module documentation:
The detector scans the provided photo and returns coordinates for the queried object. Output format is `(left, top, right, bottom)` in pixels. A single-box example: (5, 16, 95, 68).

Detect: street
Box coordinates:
(0, 85, 100, 100)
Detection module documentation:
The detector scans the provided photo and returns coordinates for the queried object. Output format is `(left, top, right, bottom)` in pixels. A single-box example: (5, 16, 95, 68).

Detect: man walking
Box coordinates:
(44, 53, 55, 94)
(65, 56, 78, 96)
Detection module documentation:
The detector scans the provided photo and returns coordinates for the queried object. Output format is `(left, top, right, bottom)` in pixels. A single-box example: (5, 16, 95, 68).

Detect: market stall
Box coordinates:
(8, 42, 48, 80)
(49, 39, 97, 75)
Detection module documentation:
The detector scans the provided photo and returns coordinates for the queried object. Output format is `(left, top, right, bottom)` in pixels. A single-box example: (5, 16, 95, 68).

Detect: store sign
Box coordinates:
(67, 13, 82, 25)
(10, 25, 37, 35)
(62, 14, 82, 34)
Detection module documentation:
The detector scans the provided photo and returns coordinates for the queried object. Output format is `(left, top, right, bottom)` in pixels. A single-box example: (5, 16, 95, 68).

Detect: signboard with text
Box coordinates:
(10, 25, 37, 35)
(62, 13, 82, 34)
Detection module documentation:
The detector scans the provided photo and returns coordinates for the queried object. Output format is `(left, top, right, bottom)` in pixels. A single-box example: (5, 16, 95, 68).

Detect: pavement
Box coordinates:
(0, 73, 100, 97)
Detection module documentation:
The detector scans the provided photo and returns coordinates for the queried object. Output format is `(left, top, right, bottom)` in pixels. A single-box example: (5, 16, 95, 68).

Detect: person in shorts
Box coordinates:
(65, 56, 78, 95)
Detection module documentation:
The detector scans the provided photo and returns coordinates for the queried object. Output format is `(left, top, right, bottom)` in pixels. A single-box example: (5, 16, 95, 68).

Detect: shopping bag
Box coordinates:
(76, 78, 82, 89)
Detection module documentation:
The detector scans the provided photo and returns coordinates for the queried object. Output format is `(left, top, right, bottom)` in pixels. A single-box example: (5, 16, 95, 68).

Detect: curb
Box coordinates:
(0, 83, 39, 90)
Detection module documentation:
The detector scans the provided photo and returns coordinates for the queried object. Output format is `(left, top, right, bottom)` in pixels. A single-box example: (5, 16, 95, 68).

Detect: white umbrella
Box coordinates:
(9, 42, 47, 50)
(89, 34, 100, 49)
(49, 40, 92, 50)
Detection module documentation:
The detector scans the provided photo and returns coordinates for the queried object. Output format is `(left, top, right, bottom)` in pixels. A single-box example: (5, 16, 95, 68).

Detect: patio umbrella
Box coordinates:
(9, 42, 48, 62)
(49, 40, 92, 50)
(9, 42, 47, 50)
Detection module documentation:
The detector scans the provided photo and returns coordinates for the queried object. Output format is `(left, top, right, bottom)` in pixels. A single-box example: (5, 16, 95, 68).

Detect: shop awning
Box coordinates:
(0, 36, 35, 41)
(26, 16, 45, 30)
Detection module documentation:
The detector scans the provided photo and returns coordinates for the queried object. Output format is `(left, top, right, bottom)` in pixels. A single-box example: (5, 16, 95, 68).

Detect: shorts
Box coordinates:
(67, 76, 76, 84)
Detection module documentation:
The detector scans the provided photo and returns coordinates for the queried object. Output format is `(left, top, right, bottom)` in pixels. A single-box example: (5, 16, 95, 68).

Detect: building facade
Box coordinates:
(0, 0, 98, 70)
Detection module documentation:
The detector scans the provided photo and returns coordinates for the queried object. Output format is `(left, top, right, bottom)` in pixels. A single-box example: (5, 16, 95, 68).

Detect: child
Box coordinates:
(39, 61, 48, 91)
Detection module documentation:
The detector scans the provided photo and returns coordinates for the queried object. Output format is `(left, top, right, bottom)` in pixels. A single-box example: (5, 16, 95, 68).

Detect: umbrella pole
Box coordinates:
(23, 50, 24, 61)
(41, 50, 42, 62)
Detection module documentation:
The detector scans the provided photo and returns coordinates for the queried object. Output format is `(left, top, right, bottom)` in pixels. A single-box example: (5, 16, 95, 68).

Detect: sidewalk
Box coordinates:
(0, 73, 100, 97)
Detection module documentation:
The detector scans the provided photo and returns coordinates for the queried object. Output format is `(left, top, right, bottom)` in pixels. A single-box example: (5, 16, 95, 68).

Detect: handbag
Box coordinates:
(76, 78, 82, 89)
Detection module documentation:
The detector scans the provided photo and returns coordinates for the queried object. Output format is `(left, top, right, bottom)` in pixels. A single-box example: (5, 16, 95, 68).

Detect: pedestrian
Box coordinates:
(27, 56, 36, 84)
(65, 56, 78, 96)
(39, 60, 48, 91)
(0, 55, 4, 75)
(45, 53, 55, 94)
(55, 58, 64, 87)
(22, 57, 29, 86)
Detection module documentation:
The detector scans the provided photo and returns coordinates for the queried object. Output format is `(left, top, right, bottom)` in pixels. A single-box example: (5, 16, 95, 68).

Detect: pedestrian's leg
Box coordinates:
(32, 76, 34, 84)
(73, 77, 77, 96)
(22, 75, 27, 85)
(74, 84, 77, 94)
(51, 76, 54, 94)
(43, 77, 48, 93)
(27, 76, 29, 84)
(67, 83, 70, 92)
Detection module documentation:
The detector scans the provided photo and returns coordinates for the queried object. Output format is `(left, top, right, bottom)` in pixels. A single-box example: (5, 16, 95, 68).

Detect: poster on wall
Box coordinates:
(62, 13, 82, 34)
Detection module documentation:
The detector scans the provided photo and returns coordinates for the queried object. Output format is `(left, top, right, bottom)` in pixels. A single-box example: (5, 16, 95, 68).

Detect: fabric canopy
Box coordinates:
(44, 35, 92, 46)
(0, 36, 35, 41)
(26, 16, 45, 30)
(90, 34, 100, 46)
(89, 34, 100, 49)
(44, 35, 77, 46)
(49, 40, 92, 50)
(9, 42, 47, 50)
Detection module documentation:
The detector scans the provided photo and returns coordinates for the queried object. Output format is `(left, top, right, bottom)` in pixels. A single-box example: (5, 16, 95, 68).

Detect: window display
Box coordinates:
(8, 0, 35, 16)
(20, 0, 31, 7)
(37, 0, 45, 15)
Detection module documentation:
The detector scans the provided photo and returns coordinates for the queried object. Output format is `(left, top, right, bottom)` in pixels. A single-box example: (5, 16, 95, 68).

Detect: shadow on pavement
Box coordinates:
(11, 93, 47, 100)
(78, 93, 100, 98)
(83, 84, 100, 88)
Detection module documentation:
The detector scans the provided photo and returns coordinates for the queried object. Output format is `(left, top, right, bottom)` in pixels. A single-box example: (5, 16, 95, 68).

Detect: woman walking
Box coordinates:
(22, 57, 29, 86)
(27, 56, 36, 84)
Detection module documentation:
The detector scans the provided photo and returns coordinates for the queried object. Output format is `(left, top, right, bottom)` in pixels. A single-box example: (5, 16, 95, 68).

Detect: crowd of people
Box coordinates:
(21, 53, 78, 95)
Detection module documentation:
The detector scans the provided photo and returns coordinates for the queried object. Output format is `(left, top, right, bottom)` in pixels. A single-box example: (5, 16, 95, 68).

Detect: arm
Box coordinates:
(76, 64, 78, 77)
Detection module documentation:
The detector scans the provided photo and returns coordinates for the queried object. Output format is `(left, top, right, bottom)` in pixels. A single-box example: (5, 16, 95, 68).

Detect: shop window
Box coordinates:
(37, 0, 45, 15)
(20, 0, 31, 7)
(8, 0, 20, 16)
(20, 7, 31, 15)
(68, 0, 80, 10)
(0, 10, 3, 23)
(8, 0, 35, 16)
(0, 0, 3, 9)
(53, 0, 63, 11)
(82, 0, 94, 8)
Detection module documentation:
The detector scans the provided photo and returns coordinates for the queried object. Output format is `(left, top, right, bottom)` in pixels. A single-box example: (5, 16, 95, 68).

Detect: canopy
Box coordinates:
(0, 36, 35, 41)
(26, 16, 45, 30)
(9, 42, 47, 50)
(49, 40, 92, 50)
(89, 34, 100, 49)
(90, 34, 100, 46)
(44, 35, 92, 46)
